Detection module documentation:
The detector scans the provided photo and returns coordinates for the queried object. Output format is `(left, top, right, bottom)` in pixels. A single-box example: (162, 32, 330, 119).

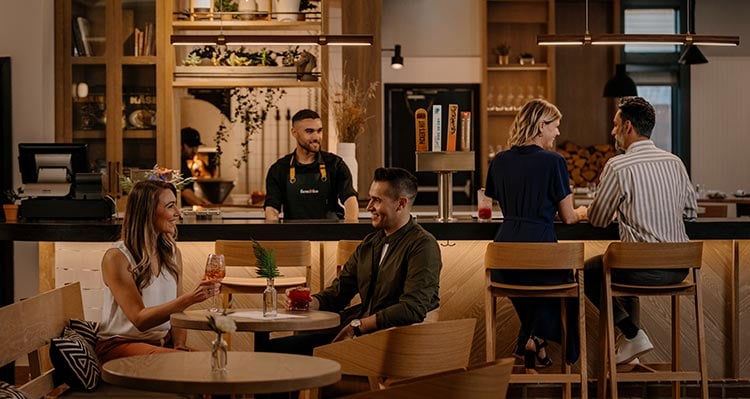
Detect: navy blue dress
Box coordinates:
(485, 144, 579, 363)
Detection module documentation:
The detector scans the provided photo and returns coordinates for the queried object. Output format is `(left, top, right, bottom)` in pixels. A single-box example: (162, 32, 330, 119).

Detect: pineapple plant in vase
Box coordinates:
(253, 239, 282, 317)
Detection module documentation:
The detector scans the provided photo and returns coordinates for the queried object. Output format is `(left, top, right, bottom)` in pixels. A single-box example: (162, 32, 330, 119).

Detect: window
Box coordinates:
(624, 9, 679, 54)
(636, 85, 672, 151)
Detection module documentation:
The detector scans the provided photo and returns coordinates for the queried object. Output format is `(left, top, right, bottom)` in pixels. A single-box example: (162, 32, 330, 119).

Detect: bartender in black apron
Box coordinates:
(263, 109, 358, 221)
(284, 152, 339, 220)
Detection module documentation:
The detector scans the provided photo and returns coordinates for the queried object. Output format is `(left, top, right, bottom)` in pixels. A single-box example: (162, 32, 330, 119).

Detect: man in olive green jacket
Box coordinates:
(259, 167, 442, 355)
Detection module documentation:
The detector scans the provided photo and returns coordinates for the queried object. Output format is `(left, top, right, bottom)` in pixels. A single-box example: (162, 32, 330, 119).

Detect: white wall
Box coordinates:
(690, 1, 750, 194)
(381, 0, 481, 84)
(0, 0, 55, 301)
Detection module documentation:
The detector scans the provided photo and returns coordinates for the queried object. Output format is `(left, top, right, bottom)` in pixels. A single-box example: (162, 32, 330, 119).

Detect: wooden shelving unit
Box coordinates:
(55, 0, 165, 205)
(480, 0, 555, 181)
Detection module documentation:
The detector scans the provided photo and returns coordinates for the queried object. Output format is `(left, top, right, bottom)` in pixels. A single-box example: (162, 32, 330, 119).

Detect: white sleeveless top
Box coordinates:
(98, 241, 177, 341)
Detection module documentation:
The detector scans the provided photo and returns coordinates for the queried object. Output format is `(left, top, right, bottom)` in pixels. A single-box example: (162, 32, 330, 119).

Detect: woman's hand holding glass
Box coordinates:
(203, 254, 226, 312)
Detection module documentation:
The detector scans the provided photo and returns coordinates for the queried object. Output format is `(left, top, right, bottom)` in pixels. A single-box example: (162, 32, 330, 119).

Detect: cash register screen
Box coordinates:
(18, 143, 89, 184)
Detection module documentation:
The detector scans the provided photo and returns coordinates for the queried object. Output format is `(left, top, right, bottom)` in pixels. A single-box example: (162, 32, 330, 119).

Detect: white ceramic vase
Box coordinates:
(336, 142, 358, 192)
(274, 0, 300, 21)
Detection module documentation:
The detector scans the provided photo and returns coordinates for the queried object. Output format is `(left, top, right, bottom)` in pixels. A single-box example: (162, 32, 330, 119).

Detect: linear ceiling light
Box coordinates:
(537, 0, 739, 47)
(171, 34, 373, 47)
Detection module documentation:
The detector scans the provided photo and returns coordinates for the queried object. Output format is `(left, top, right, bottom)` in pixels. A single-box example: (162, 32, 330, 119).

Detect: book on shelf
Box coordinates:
(76, 17, 93, 56)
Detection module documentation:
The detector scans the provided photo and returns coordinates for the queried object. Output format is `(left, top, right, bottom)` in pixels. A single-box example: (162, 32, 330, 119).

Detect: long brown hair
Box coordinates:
(508, 99, 562, 147)
(121, 180, 179, 292)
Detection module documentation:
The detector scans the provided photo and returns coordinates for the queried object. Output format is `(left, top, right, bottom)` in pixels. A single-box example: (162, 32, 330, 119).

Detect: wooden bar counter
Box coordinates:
(2, 217, 749, 379)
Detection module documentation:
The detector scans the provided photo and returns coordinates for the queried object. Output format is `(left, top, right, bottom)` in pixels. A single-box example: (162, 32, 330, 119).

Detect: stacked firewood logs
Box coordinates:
(556, 141, 617, 187)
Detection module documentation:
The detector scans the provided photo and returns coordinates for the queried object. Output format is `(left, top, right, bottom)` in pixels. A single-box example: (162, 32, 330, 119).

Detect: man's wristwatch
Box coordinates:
(350, 319, 362, 337)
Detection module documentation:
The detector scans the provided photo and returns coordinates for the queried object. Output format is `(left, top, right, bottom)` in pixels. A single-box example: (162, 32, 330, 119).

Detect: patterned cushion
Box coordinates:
(0, 381, 31, 399)
(69, 319, 98, 349)
(49, 327, 100, 391)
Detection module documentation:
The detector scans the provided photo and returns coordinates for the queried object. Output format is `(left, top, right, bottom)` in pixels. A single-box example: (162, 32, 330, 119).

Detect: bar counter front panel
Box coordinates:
(2, 218, 749, 378)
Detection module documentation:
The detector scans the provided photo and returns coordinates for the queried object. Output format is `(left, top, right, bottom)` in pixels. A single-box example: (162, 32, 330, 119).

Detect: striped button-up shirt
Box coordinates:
(588, 140, 697, 243)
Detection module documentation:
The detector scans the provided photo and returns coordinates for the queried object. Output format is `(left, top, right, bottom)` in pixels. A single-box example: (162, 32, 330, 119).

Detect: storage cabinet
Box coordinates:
(481, 0, 555, 180)
(55, 0, 165, 203)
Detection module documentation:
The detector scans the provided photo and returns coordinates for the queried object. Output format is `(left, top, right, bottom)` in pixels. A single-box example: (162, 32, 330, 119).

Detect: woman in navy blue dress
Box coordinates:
(485, 99, 586, 371)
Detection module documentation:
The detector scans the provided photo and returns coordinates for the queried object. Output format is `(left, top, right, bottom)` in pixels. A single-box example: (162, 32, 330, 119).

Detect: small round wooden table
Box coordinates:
(102, 352, 341, 395)
(170, 308, 340, 350)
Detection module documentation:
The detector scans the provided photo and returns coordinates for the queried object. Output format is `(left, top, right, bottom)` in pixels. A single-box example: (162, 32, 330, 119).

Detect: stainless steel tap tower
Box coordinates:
(415, 152, 475, 222)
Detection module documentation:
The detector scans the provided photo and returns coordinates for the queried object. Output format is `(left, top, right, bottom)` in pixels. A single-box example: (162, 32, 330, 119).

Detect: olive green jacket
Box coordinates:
(314, 218, 442, 329)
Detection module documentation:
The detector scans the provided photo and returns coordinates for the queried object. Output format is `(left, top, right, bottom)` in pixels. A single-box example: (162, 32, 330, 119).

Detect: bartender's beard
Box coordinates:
(299, 141, 320, 154)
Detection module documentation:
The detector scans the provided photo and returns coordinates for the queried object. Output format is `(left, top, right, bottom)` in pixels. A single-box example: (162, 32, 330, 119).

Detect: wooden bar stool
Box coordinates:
(597, 242, 707, 399)
(484, 242, 587, 399)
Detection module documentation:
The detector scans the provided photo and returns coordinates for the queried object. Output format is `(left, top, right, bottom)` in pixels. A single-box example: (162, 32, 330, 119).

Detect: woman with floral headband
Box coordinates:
(96, 180, 219, 362)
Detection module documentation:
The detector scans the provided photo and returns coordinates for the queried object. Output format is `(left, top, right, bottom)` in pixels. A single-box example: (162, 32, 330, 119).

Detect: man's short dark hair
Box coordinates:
(373, 167, 418, 203)
(292, 109, 321, 124)
(618, 96, 655, 138)
(181, 127, 203, 147)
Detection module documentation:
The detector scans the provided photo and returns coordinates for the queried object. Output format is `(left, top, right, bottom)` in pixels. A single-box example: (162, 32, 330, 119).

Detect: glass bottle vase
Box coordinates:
(211, 333, 228, 372)
(263, 278, 278, 317)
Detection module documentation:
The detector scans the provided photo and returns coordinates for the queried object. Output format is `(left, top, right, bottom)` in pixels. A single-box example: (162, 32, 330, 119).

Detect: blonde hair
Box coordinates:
(508, 99, 562, 147)
(121, 180, 179, 292)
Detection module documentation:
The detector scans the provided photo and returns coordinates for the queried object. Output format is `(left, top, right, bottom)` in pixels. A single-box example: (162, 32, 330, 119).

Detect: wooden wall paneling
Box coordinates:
(555, 0, 613, 147)
(38, 243, 56, 293)
(737, 240, 750, 378)
(342, 0, 381, 199)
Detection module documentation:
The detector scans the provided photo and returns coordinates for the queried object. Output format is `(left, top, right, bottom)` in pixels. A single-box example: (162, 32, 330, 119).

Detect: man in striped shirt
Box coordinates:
(582, 96, 698, 364)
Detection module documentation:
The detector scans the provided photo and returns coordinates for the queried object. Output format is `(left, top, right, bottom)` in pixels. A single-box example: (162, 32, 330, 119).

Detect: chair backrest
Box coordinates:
(603, 242, 703, 270)
(485, 242, 585, 270)
(0, 282, 83, 399)
(215, 240, 312, 281)
(336, 240, 361, 276)
(313, 318, 476, 381)
(340, 358, 514, 399)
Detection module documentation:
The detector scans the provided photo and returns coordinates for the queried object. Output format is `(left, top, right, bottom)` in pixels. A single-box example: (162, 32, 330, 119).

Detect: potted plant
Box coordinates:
(325, 73, 378, 191)
(519, 52, 535, 65)
(214, 0, 238, 20)
(495, 43, 510, 65)
(298, 0, 317, 21)
(3, 187, 23, 222)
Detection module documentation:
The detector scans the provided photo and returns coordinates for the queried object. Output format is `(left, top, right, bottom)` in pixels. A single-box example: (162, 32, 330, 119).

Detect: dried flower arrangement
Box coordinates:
(326, 73, 378, 143)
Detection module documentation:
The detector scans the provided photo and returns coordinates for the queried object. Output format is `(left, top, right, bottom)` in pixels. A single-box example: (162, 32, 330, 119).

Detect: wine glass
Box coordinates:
(204, 254, 225, 313)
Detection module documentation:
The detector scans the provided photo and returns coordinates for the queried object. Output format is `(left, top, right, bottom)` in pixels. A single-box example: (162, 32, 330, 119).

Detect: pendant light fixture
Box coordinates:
(537, 0, 739, 47)
(603, 64, 637, 98)
(678, 0, 709, 65)
(382, 44, 404, 69)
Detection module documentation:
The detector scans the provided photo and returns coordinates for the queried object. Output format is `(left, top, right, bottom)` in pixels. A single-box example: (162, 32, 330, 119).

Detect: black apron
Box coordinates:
(284, 153, 337, 220)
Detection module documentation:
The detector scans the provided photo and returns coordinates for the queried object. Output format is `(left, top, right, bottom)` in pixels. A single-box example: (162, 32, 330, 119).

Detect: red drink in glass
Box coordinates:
(288, 287, 312, 311)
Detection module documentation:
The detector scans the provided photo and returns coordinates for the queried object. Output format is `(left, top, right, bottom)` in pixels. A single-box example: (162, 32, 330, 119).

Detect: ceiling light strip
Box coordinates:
(170, 34, 373, 46)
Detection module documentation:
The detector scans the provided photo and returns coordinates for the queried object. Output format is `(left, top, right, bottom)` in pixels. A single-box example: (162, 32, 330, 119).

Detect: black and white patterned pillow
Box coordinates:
(0, 381, 31, 399)
(69, 319, 98, 349)
(49, 327, 100, 391)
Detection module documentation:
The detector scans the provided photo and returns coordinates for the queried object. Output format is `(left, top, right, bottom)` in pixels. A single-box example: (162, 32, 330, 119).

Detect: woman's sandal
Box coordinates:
(532, 337, 553, 368)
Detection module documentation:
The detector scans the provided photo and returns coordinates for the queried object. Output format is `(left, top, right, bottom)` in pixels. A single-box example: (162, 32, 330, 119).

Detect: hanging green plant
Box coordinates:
(214, 87, 286, 169)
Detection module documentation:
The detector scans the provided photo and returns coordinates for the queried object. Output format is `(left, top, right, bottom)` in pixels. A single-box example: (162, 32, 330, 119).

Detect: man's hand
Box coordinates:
(332, 324, 356, 342)
(575, 206, 588, 221)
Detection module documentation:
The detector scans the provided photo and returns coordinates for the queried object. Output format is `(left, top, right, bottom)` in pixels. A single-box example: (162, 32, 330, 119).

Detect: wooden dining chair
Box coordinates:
(338, 358, 515, 399)
(485, 242, 587, 399)
(215, 240, 312, 308)
(598, 242, 707, 399)
(336, 239, 361, 277)
(309, 318, 476, 398)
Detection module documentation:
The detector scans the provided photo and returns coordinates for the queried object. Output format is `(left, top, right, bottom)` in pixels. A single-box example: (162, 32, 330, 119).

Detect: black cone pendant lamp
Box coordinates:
(679, 0, 709, 65)
(603, 64, 637, 98)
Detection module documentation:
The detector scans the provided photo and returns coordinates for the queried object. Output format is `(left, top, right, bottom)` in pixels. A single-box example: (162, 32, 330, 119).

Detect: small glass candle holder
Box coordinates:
(477, 188, 493, 222)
